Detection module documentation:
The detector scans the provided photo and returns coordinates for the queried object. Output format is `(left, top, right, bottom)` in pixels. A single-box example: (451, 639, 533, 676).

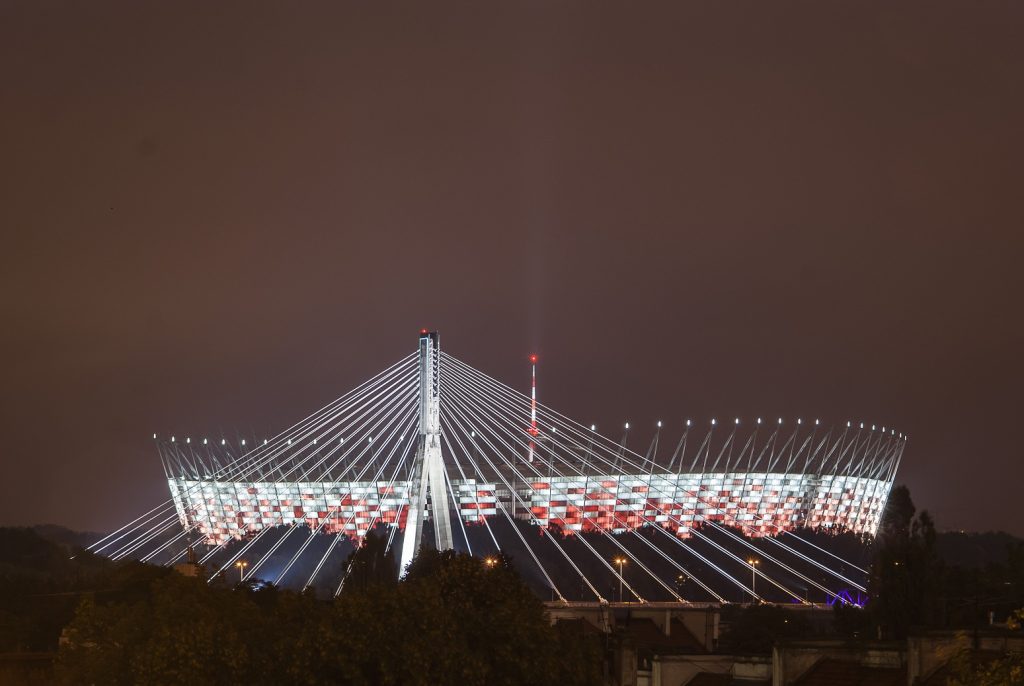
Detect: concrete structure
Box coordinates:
(547, 605, 1024, 686)
(399, 331, 452, 572)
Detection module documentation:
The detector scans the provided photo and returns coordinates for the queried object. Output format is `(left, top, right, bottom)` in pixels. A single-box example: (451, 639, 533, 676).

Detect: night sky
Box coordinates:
(2, 1, 1022, 535)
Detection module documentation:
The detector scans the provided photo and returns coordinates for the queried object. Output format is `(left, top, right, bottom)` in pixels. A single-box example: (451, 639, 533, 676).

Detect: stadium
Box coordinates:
(97, 331, 904, 603)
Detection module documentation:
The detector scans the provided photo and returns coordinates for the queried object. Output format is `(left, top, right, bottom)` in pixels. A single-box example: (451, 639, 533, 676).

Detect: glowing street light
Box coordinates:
(675, 573, 687, 595)
(235, 560, 248, 582)
(747, 558, 760, 603)
(484, 556, 498, 568)
(613, 556, 628, 601)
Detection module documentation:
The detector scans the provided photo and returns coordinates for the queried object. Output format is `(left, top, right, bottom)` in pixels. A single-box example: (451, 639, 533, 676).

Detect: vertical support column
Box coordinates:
(528, 354, 538, 463)
(400, 331, 454, 573)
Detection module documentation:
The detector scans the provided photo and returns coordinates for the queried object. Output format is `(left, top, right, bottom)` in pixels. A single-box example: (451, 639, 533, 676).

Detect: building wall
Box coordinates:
(772, 640, 905, 684)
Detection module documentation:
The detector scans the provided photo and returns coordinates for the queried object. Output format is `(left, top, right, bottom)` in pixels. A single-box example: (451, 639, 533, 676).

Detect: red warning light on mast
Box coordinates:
(529, 354, 538, 364)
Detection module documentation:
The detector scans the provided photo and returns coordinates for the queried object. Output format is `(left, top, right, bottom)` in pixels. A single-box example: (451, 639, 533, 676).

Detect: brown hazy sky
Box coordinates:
(1, 1, 1022, 534)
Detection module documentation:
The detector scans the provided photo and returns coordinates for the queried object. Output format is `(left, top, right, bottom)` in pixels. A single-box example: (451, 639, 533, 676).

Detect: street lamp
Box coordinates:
(675, 574, 687, 598)
(747, 558, 760, 603)
(484, 556, 498, 568)
(235, 560, 248, 582)
(613, 557, 628, 602)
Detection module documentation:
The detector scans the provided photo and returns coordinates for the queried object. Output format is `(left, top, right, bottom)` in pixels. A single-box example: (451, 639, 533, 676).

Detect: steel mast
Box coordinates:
(399, 330, 454, 572)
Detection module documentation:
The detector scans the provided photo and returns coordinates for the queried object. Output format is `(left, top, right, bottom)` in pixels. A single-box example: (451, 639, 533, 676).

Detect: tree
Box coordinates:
(868, 485, 941, 638)
(947, 649, 1024, 685)
(54, 546, 603, 685)
(57, 573, 262, 685)
(338, 530, 397, 594)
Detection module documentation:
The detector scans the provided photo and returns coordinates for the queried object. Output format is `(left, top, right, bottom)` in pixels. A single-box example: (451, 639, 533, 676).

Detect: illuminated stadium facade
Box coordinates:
(80, 330, 909, 603)
(168, 470, 894, 546)
(160, 332, 903, 567)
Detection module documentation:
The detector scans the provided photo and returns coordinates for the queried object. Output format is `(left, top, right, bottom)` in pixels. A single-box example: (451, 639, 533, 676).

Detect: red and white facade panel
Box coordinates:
(170, 471, 890, 547)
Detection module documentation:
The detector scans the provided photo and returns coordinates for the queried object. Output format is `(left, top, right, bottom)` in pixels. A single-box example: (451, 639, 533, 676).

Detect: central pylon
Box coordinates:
(399, 330, 454, 572)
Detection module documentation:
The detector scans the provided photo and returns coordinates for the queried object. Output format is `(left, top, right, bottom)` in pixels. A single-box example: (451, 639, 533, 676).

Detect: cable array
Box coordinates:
(93, 342, 896, 605)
